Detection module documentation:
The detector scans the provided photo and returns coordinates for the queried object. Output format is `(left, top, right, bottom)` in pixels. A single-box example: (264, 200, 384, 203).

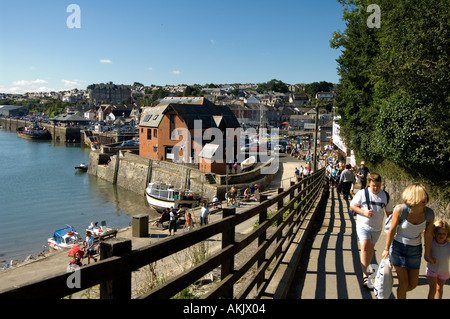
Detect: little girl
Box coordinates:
(426, 220, 450, 299)
(183, 212, 194, 231)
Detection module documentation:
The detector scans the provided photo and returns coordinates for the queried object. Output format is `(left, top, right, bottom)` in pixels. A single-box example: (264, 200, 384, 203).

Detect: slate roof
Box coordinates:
(51, 113, 90, 122)
(139, 97, 240, 130)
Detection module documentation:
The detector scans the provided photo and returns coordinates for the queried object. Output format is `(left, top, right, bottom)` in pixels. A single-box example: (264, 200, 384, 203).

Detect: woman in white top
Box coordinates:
(382, 183, 435, 299)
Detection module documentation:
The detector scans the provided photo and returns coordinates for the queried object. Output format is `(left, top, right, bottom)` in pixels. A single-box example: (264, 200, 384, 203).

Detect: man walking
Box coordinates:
(356, 161, 370, 189)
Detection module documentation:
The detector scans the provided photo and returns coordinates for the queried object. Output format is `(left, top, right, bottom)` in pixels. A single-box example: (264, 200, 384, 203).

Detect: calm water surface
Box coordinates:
(0, 129, 157, 264)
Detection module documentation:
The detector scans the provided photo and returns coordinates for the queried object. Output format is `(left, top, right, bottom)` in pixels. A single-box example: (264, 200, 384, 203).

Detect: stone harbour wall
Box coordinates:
(87, 150, 278, 202)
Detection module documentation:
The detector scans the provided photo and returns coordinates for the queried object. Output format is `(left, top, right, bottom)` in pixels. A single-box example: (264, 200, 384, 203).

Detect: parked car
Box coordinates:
(249, 143, 266, 152)
(273, 144, 286, 153)
(121, 139, 139, 147)
(240, 143, 250, 152)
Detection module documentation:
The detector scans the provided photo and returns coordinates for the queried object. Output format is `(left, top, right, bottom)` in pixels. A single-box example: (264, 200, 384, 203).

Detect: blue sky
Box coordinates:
(0, 0, 347, 93)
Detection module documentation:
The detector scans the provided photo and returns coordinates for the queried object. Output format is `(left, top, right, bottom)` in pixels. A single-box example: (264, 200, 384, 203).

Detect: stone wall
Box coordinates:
(383, 178, 449, 222)
(87, 150, 278, 202)
(0, 118, 80, 141)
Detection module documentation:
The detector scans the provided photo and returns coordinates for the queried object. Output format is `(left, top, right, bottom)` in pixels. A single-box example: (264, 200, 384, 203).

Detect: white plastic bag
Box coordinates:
(371, 258, 393, 299)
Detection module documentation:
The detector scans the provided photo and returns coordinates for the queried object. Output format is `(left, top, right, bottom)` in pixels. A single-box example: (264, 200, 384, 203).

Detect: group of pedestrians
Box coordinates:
(348, 167, 449, 299)
(327, 161, 370, 200)
(294, 166, 311, 182)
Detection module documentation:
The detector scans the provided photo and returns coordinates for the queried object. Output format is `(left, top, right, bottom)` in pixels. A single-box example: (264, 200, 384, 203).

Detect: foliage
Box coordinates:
(1, 98, 76, 117)
(183, 85, 204, 97)
(304, 81, 334, 97)
(331, 0, 450, 188)
(256, 79, 289, 93)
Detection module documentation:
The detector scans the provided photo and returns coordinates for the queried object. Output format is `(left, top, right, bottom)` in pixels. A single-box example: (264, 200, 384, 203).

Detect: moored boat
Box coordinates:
(75, 163, 88, 171)
(145, 182, 200, 213)
(17, 126, 51, 140)
(241, 155, 256, 170)
(47, 226, 82, 250)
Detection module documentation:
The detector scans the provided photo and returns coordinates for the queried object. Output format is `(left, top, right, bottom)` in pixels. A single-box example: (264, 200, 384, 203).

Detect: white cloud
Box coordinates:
(100, 59, 113, 64)
(36, 86, 57, 93)
(12, 79, 48, 86)
(210, 39, 215, 45)
(170, 70, 182, 75)
(61, 79, 82, 88)
(147, 67, 153, 71)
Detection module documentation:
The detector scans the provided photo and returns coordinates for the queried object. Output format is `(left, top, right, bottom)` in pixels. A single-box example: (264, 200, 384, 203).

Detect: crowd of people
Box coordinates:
(316, 150, 449, 299)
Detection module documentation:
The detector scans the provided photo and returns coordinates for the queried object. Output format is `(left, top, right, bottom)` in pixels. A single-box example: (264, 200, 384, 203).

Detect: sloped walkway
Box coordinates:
(288, 186, 449, 299)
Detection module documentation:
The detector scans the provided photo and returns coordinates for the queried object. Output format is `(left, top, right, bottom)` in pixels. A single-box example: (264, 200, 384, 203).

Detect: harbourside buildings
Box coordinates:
(138, 97, 240, 174)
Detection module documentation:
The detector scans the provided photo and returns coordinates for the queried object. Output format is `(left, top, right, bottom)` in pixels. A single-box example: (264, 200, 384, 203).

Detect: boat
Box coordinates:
(47, 226, 82, 250)
(145, 182, 200, 213)
(86, 221, 117, 239)
(75, 163, 88, 171)
(241, 155, 256, 170)
(17, 126, 51, 140)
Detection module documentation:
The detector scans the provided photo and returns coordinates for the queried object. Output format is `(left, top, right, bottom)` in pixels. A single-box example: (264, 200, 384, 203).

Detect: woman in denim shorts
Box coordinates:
(382, 183, 435, 299)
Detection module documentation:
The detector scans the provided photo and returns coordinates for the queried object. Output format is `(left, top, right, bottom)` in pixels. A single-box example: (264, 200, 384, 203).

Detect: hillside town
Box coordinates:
(0, 80, 337, 134)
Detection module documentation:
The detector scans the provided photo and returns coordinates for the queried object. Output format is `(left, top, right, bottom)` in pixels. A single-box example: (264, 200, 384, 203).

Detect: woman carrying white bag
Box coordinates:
(382, 183, 435, 299)
(372, 257, 394, 299)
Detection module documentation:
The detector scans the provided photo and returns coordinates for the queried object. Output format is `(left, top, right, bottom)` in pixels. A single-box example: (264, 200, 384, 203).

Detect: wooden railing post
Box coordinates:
(99, 238, 132, 299)
(221, 207, 236, 299)
(257, 194, 269, 289)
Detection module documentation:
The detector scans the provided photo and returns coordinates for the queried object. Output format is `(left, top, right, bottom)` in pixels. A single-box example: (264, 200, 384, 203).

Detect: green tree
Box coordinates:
(331, 0, 450, 185)
(304, 81, 334, 97)
(256, 79, 289, 93)
(330, 0, 381, 161)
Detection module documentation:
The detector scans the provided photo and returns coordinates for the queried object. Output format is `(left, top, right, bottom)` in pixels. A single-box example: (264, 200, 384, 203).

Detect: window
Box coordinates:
(154, 129, 157, 138)
(170, 114, 176, 140)
(147, 128, 152, 140)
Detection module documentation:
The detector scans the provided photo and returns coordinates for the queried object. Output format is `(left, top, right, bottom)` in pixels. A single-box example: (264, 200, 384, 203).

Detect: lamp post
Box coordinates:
(313, 103, 319, 173)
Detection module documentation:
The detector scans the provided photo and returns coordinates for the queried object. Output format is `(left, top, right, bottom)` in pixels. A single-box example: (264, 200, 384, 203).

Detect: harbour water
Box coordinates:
(0, 129, 158, 265)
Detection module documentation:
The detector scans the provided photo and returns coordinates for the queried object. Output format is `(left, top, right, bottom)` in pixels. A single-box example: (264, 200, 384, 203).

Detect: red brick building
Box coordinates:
(139, 97, 240, 174)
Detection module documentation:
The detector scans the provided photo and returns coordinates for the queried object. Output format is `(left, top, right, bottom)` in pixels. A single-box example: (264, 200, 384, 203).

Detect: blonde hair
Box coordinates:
(433, 220, 450, 242)
(401, 183, 429, 206)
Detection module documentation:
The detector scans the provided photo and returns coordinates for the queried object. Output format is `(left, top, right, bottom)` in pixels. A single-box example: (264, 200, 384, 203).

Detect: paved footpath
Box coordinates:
(289, 185, 449, 299)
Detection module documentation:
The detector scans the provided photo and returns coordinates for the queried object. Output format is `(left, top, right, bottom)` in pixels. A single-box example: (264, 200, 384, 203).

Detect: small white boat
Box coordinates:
(75, 163, 88, 171)
(48, 226, 82, 250)
(145, 182, 199, 213)
(241, 156, 256, 170)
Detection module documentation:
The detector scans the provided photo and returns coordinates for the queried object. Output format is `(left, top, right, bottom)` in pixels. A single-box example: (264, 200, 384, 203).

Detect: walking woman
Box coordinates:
(382, 183, 435, 299)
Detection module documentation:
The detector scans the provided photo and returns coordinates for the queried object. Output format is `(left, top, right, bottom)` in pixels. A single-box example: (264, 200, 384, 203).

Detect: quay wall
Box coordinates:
(88, 150, 278, 201)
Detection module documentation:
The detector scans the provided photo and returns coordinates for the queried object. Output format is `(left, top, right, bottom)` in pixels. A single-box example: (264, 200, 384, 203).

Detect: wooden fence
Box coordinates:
(0, 168, 326, 299)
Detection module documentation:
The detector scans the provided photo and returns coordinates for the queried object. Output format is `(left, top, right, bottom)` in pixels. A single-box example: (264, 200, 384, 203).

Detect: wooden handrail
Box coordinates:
(0, 168, 326, 299)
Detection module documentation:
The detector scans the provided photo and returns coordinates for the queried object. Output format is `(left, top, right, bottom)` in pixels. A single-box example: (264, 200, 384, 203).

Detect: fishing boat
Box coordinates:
(47, 226, 82, 250)
(17, 126, 51, 140)
(145, 182, 200, 213)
